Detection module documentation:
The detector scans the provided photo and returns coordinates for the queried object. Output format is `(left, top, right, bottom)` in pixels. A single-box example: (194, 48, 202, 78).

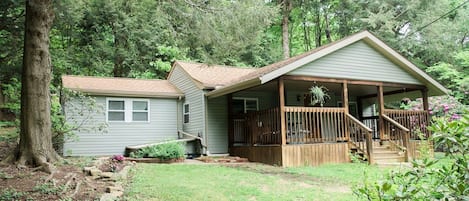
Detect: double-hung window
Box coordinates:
(183, 103, 190, 123)
(107, 98, 149, 122)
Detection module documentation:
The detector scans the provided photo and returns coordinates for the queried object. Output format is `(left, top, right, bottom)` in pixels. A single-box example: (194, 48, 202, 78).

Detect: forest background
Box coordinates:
(1, 0, 468, 113)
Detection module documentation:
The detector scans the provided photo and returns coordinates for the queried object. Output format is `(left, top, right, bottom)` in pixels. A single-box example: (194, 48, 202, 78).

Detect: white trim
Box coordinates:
(106, 97, 150, 123)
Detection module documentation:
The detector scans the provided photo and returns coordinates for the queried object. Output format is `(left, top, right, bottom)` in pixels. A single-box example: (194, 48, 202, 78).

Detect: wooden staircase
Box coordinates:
(372, 142, 406, 165)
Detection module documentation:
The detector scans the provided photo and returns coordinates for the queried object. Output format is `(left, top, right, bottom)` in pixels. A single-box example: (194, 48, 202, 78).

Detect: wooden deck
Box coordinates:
(230, 143, 350, 167)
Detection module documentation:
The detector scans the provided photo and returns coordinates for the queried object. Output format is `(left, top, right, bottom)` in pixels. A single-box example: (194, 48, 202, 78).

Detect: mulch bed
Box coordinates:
(0, 140, 121, 200)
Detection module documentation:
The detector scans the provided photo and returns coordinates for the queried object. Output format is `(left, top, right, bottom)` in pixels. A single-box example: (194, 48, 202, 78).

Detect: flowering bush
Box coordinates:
(401, 95, 466, 120)
(112, 154, 125, 162)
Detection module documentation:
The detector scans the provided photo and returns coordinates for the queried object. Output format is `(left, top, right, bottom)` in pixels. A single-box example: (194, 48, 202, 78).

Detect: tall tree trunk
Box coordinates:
(2, 0, 60, 173)
(323, 4, 332, 43)
(314, 11, 322, 47)
(281, 0, 292, 59)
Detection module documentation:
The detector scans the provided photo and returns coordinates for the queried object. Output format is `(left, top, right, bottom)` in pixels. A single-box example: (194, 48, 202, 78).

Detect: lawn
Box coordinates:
(124, 163, 392, 201)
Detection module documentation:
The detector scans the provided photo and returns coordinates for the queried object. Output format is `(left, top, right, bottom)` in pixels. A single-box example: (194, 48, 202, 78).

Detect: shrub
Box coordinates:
(130, 142, 185, 160)
(354, 111, 469, 200)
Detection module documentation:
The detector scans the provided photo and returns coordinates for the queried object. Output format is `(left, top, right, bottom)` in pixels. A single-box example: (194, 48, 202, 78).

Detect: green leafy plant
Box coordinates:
(354, 111, 469, 200)
(53, 88, 108, 154)
(0, 188, 25, 200)
(130, 142, 185, 160)
(309, 85, 330, 107)
(33, 181, 64, 195)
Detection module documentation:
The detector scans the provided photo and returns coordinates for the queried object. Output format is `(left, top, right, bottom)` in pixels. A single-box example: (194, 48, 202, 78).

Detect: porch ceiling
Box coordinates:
(241, 79, 406, 97)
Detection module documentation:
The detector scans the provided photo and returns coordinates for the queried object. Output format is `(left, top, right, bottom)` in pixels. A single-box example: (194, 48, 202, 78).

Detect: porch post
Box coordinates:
(421, 88, 429, 111)
(279, 77, 286, 145)
(227, 94, 233, 149)
(378, 85, 385, 140)
(342, 81, 349, 141)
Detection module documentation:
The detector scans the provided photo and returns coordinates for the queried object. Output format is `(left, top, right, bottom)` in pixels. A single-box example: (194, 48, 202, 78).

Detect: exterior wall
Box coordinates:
(288, 41, 422, 85)
(168, 66, 206, 151)
(63, 96, 178, 156)
(206, 96, 228, 154)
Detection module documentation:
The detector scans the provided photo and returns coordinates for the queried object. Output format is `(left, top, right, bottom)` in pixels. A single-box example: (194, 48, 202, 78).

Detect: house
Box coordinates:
(62, 31, 447, 166)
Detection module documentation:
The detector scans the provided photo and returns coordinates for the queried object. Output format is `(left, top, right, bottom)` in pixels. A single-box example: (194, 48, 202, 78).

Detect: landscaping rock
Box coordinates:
(105, 185, 124, 193)
(100, 172, 114, 179)
(90, 168, 102, 176)
(100, 191, 123, 201)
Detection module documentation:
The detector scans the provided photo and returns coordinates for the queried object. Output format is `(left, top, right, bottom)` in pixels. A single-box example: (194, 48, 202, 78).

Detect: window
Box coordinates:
(132, 101, 149, 121)
(107, 98, 149, 122)
(108, 100, 125, 121)
(183, 103, 190, 123)
(233, 97, 258, 114)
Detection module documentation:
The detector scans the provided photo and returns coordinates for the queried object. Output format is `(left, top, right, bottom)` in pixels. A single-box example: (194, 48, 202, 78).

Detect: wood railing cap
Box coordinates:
(382, 114, 410, 132)
(346, 113, 373, 132)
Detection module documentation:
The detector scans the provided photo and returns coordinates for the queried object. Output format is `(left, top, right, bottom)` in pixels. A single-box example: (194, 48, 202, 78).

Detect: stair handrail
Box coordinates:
(382, 114, 410, 161)
(346, 114, 374, 164)
(178, 130, 207, 148)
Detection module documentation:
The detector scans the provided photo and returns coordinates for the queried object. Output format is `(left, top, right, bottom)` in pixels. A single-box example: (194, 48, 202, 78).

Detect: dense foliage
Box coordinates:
(1, 0, 468, 129)
(355, 112, 469, 200)
(129, 142, 185, 160)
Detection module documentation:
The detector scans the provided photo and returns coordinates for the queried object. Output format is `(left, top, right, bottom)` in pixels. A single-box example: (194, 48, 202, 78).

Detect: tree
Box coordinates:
(280, 0, 292, 59)
(2, 0, 60, 173)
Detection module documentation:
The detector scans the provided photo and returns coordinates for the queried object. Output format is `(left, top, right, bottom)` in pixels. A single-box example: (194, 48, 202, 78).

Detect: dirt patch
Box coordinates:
(0, 140, 121, 200)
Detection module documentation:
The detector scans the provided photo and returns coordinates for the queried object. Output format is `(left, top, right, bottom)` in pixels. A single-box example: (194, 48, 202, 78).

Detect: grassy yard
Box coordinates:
(125, 162, 393, 201)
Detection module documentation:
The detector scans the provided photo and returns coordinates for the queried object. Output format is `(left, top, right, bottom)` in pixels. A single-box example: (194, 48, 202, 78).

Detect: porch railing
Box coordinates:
(233, 119, 249, 145)
(284, 107, 346, 144)
(250, 107, 281, 145)
(384, 109, 430, 139)
(346, 114, 373, 164)
(362, 116, 380, 139)
(382, 114, 410, 161)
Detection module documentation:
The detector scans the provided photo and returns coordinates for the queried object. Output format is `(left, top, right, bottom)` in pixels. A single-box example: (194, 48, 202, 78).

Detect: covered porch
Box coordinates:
(227, 76, 431, 167)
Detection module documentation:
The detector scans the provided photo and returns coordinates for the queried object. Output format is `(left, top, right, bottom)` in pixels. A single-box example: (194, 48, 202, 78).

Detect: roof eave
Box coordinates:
(360, 35, 449, 96)
(206, 78, 261, 98)
(66, 88, 184, 99)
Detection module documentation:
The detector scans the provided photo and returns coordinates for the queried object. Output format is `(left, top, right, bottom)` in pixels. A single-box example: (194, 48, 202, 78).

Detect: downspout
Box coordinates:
(203, 92, 209, 155)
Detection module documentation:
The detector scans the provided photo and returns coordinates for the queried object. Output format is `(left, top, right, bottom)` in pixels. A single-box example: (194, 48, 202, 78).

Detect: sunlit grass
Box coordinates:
(124, 163, 393, 201)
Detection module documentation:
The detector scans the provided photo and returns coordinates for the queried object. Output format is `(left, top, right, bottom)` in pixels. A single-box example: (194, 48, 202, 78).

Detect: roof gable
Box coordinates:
(207, 30, 448, 97)
(287, 40, 422, 84)
(62, 75, 183, 98)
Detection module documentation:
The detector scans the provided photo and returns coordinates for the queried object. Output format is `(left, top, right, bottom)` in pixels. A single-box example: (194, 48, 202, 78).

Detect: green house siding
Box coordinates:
(288, 41, 422, 85)
(206, 96, 228, 154)
(63, 96, 178, 156)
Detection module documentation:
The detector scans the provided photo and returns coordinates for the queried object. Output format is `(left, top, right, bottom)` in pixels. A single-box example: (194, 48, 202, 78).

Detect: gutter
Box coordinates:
(205, 78, 261, 99)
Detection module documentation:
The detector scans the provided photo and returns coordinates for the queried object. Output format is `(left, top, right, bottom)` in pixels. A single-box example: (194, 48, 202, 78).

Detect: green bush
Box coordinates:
(130, 142, 185, 160)
(354, 111, 469, 200)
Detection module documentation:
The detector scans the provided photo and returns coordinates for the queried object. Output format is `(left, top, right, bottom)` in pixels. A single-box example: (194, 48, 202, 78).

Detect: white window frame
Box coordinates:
(106, 98, 150, 123)
(183, 103, 190, 124)
(233, 97, 259, 113)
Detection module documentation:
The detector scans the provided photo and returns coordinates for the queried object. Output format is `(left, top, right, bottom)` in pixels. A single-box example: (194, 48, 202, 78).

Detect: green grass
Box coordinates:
(125, 163, 391, 201)
(286, 163, 394, 186)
